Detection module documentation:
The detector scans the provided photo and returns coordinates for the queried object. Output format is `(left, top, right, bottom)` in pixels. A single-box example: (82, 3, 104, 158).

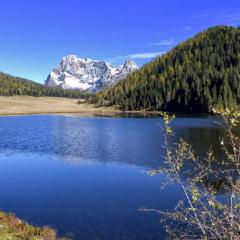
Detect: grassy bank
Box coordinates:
(1, 95, 237, 117)
(0, 211, 64, 240)
(0, 95, 164, 117)
(0, 95, 112, 116)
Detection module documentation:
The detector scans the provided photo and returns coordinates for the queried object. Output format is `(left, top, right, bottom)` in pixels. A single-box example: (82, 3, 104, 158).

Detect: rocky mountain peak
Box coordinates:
(45, 55, 138, 92)
(123, 60, 138, 71)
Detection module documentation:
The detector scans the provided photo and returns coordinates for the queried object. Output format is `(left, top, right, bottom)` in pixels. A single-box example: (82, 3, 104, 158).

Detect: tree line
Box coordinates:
(0, 72, 88, 98)
(93, 26, 240, 113)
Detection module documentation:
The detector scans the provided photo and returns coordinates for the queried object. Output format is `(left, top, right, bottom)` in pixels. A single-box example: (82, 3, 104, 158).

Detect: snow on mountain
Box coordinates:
(45, 55, 138, 92)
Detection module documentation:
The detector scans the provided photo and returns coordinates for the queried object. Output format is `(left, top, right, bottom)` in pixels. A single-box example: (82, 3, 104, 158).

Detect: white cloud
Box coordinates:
(199, 8, 240, 24)
(116, 51, 165, 59)
(149, 38, 174, 46)
(183, 26, 192, 31)
(221, 13, 240, 23)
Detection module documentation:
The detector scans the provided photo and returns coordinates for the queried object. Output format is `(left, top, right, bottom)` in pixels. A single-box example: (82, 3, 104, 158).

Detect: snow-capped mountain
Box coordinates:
(45, 55, 138, 92)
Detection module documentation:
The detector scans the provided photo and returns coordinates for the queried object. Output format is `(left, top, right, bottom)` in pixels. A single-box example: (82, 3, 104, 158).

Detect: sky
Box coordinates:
(0, 0, 240, 83)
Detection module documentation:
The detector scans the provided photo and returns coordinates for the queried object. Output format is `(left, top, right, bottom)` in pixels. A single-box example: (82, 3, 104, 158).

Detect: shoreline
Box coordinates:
(0, 110, 164, 118)
(0, 210, 59, 240)
(0, 95, 226, 118)
(0, 95, 165, 117)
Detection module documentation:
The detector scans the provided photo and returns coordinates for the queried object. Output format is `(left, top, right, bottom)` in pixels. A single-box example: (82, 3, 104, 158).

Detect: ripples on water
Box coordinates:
(0, 115, 226, 240)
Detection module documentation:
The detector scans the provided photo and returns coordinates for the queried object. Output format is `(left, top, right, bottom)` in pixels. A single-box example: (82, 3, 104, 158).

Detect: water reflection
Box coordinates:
(0, 115, 228, 168)
(0, 115, 232, 240)
(0, 116, 164, 167)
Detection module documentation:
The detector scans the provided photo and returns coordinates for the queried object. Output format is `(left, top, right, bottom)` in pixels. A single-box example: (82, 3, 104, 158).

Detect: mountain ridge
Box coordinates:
(45, 55, 138, 92)
(93, 25, 240, 113)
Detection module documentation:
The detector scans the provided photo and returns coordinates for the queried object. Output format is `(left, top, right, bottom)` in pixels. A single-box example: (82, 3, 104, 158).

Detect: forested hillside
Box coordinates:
(0, 72, 87, 98)
(93, 26, 240, 113)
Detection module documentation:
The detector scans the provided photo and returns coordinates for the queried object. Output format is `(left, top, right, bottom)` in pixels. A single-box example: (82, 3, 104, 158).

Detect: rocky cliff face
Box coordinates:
(45, 55, 138, 92)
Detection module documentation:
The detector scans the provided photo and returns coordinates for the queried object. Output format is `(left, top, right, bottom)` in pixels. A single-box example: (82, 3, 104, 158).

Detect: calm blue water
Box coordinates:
(0, 115, 224, 239)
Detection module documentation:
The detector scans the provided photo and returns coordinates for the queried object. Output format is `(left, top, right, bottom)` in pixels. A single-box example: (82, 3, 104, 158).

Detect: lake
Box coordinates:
(0, 115, 225, 240)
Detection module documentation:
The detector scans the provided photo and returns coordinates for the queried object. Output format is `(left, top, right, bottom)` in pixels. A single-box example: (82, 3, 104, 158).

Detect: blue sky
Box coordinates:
(0, 0, 239, 83)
